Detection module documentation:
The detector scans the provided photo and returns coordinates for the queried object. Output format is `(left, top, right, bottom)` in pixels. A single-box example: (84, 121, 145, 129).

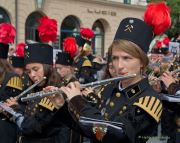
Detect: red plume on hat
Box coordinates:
(15, 43, 26, 57)
(80, 27, 94, 40)
(63, 37, 77, 58)
(0, 23, 16, 44)
(38, 16, 57, 43)
(144, 2, 171, 35)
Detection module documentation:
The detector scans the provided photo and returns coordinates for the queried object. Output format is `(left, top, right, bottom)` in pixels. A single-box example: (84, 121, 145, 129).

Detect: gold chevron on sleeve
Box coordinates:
(39, 97, 55, 111)
(133, 96, 163, 122)
(6, 76, 23, 90)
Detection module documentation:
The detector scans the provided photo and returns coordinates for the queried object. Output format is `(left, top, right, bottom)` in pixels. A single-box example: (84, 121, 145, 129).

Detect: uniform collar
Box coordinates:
(120, 78, 149, 99)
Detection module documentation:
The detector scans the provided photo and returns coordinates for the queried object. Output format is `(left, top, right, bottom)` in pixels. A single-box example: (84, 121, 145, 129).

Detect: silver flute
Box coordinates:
(21, 74, 136, 102)
(16, 77, 47, 100)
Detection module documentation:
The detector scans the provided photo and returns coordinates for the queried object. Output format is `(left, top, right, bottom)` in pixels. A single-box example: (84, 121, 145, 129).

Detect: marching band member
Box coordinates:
(0, 23, 22, 143)
(52, 2, 171, 143)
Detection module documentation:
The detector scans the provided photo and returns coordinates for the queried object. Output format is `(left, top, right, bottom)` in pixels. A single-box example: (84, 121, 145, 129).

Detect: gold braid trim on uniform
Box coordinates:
(6, 76, 23, 90)
(39, 97, 55, 111)
(133, 96, 163, 123)
(82, 59, 92, 67)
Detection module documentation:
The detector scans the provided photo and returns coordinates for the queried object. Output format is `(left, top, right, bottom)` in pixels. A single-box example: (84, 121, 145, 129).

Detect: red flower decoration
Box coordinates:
(162, 37, 170, 46)
(0, 23, 16, 44)
(63, 37, 77, 58)
(16, 43, 26, 57)
(155, 40, 162, 49)
(80, 28, 94, 39)
(144, 2, 171, 35)
(38, 16, 57, 42)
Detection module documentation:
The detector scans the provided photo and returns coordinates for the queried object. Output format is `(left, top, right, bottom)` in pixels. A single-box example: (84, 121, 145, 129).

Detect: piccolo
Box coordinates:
(21, 74, 136, 102)
(16, 77, 47, 100)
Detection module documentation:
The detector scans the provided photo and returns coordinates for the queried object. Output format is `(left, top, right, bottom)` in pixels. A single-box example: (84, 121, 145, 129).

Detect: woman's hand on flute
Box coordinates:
(5, 97, 18, 107)
(60, 81, 81, 101)
(43, 86, 65, 109)
(82, 87, 94, 97)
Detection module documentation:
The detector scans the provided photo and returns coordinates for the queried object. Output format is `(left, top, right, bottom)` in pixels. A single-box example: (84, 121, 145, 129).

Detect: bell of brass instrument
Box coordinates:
(21, 74, 136, 102)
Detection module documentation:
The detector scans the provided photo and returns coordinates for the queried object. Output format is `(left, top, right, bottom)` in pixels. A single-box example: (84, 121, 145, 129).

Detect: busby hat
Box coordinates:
(114, 2, 171, 54)
(114, 18, 153, 53)
(75, 35, 86, 47)
(0, 43, 9, 59)
(75, 28, 94, 55)
(56, 52, 73, 66)
(24, 43, 53, 65)
(11, 43, 26, 68)
(152, 36, 170, 54)
(23, 16, 57, 66)
(11, 56, 24, 68)
(0, 23, 16, 59)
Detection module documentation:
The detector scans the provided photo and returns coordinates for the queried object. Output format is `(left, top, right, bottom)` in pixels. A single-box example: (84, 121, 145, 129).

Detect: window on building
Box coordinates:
(25, 12, 44, 42)
(124, 0, 131, 4)
(60, 15, 80, 49)
(92, 20, 104, 56)
(0, 7, 10, 23)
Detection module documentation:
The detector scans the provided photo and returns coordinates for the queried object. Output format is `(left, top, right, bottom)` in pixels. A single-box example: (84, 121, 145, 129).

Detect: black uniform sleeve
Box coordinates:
(68, 96, 157, 143)
(0, 86, 22, 101)
(18, 108, 56, 136)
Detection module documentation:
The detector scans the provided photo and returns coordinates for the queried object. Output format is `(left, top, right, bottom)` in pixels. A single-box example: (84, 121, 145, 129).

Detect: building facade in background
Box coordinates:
(0, 0, 147, 56)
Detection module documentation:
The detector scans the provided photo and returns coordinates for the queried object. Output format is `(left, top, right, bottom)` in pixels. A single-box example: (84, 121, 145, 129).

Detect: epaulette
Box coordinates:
(133, 96, 162, 122)
(82, 59, 92, 67)
(6, 76, 23, 90)
(39, 97, 55, 111)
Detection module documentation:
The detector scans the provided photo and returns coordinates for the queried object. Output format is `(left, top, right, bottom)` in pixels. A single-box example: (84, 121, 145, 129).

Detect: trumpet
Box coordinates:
(21, 74, 136, 102)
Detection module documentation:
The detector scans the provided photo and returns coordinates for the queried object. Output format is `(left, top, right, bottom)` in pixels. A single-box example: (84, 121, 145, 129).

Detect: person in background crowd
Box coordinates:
(73, 28, 97, 84)
(0, 23, 22, 143)
(10, 43, 31, 90)
(5, 16, 69, 143)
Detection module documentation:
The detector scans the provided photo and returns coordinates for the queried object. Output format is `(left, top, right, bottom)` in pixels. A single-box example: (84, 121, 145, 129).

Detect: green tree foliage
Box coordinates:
(166, 0, 180, 38)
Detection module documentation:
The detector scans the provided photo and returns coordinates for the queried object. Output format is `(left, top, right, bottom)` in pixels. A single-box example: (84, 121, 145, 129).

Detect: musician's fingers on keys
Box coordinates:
(60, 85, 81, 100)
(43, 86, 58, 92)
(67, 81, 80, 89)
(82, 87, 93, 97)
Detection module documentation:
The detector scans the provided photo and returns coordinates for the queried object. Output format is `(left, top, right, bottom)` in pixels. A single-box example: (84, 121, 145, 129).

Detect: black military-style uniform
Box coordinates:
(21, 73, 31, 91)
(67, 78, 163, 143)
(0, 72, 22, 101)
(16, 85, 70, 143)
(0, 72, 23, 143)
(58, 75, 85, 143)
(161, 81, 180, 143)
(74, 56, 96, 84)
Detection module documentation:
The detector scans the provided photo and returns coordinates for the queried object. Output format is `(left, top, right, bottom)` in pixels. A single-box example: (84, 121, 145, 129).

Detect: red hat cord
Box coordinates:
(38, 16, 57, 43)
(0, 23, 16, 44)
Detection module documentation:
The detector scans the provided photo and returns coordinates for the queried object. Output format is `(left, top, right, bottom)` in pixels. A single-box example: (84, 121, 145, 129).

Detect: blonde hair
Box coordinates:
(109, 39, 149, 71)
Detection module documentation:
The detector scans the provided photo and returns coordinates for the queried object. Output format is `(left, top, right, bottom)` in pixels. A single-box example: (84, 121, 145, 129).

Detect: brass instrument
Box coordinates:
(149, 68, 180, 85)
(21, 74, 136, 102)
(16, 77, 47, 99)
